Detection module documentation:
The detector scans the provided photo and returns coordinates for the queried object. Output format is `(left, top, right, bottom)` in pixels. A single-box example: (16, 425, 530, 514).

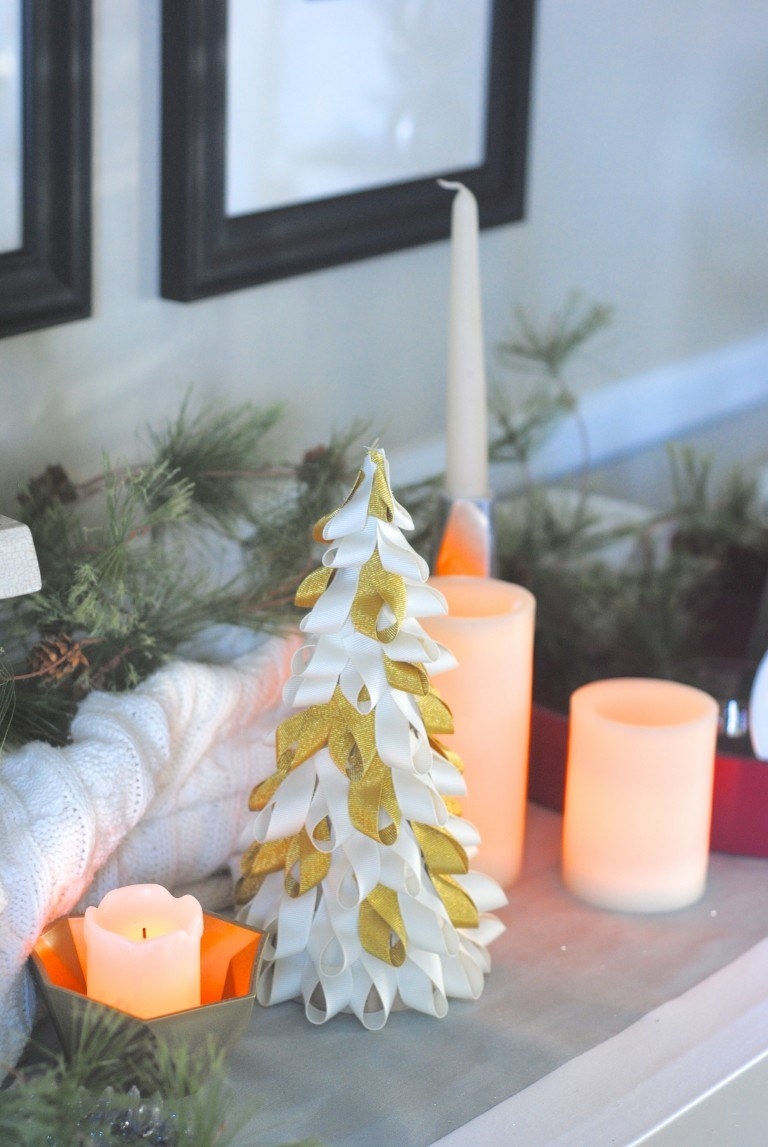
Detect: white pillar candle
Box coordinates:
(441, 181, 489, 501)
(562, 679, 719, 912)
(84, 883, 204, 1019)
(423, 576, 536, 887)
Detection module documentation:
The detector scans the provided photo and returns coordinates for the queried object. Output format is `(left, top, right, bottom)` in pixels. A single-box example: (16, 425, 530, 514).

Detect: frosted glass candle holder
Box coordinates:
(424, 577, 536, 888)
(562, 678, 719, 912)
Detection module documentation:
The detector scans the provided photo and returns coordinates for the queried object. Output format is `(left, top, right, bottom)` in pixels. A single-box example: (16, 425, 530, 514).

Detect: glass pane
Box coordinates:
(226, 0, 492, 217)
(0, 0, 22, 253)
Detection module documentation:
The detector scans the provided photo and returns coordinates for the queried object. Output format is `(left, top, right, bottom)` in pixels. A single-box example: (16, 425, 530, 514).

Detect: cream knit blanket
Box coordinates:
(0, 633, 296, 1071)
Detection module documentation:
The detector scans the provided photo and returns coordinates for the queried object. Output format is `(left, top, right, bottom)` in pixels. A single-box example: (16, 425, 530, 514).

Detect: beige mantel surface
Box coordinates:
(227, 803, 768, 1146)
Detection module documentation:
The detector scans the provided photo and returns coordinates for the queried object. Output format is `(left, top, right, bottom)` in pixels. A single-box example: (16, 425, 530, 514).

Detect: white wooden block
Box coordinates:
(0, 515, 42, 599)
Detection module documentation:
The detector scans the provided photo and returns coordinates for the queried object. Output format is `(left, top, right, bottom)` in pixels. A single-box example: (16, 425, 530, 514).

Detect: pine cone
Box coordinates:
(28, 633, 89, 680)
(19, 463, 77, 513)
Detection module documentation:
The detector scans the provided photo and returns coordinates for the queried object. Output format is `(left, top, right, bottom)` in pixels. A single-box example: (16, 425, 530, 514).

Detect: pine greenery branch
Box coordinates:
(503, 544, 714, 713)
(497, 293, 614, 377)
(242, 421, 369, 589)
(145, 395, 285, 528)
(7, 679, 77, 748)
(1, 1008, 315, 1147)
(491, 294, 613, 478)
(669, 444, 768, 560)
(0, 400, 370, 747)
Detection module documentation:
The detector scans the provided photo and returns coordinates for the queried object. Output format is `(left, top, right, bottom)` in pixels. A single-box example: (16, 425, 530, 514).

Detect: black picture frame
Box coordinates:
(161, 0, 535, 302)
(0, 0, 92, 340)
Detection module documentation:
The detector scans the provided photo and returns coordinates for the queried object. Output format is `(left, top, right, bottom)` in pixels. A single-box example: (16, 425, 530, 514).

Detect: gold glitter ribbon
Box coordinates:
(248, 688, 401, 844)
(295, 565, 333, 609)
(349, 756, 400, 844)
(429, 874, 480, 930)
(418, 688, 455, 736)
(360, 884, 407, 966)
(236, 836, 290, 903)
(412, 822, 468, 875)
(412, 822, 478, 930)
(350, 550, 406, 643)
(384, 654, 429, 696)
(284, 828, 332, 898)
(237, 827, 331, 904)
(366, 449, 395, 522)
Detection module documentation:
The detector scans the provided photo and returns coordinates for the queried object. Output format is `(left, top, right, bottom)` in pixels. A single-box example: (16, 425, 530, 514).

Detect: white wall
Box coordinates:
(2, 0, 768, 499)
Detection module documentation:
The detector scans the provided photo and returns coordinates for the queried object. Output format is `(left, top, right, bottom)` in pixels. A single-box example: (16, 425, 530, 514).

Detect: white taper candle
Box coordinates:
(441, 180, 489, 501)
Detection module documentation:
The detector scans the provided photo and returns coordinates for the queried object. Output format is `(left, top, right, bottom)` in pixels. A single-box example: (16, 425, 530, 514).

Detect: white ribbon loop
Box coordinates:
(396, 949, 448, 1019)
(300, 569, 359, 633)
(273, 885, 318, 959)
(399, 896, 460, 957)
(376, 520, 430, 582)
(392, 769, 448, 826)
(378, 846, 422, 897)
(339, 835, 381, 901)
(453, 871, 509, 913)
(429, 754, 467, 795)
(445, 814, 480, 850)
(318, 461, 375, 540)
(322, 521, 377, 570)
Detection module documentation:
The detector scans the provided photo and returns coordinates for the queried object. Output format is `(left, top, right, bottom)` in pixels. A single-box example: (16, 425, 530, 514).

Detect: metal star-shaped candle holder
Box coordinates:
(432, 494, 496, 577)
(29, 911, 263, 1070)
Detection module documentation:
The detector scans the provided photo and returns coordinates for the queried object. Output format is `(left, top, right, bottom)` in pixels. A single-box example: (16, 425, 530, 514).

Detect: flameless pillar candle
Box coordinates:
(84, 883, 204, 1018)
(440, 180, 489, 501)
(423, 576, 536, 887)
(562, 678, 719, 912)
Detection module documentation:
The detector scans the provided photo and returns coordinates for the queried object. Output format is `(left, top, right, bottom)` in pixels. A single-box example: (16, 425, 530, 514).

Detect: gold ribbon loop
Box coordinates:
(367, 451, 395, 522)
(236, 836, 291, 903)
(384, 656, 430, 696)
(350, 551, 407, 642)
(349, 758, 400, 844)
(248, 770, 283, 812)
(295, 565, 333, 608)
(430, 873, 480, 930)
(412, 822, 469, 875)
(276, 705, 331, 773)
(360, 884, 407, 966)
(284, 828, 332, 899)
(312, 815, 333, 847)
(328, 696, 377, 775)
(417, 689, 455, 735)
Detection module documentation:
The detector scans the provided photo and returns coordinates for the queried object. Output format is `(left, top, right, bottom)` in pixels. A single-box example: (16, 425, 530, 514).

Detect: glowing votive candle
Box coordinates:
(423, 576, 536, 887)
(84, 883, 204, 1018)
(562, 678, 719, 912)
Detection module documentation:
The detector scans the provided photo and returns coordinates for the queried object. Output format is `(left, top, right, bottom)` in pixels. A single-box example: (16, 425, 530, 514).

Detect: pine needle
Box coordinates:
(145, 394, 284, 527)
(1, 1007, 270, 1146)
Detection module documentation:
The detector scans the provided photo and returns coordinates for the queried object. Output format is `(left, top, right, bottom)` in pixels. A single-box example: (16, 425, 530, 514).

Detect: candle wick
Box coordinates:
(142, 926, 147, 940)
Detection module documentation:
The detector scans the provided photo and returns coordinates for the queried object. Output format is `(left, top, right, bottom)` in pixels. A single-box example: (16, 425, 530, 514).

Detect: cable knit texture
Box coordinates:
(0, 634, 297, 1070)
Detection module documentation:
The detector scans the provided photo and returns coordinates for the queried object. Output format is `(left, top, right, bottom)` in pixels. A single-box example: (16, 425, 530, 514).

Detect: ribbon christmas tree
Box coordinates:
(236, 447, 506, 1028)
